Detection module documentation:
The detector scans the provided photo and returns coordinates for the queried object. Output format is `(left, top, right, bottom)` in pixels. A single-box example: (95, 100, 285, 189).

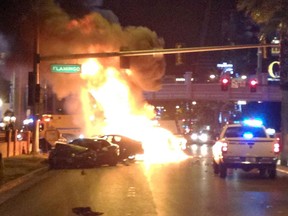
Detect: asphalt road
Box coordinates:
(1, 145, 288, 216)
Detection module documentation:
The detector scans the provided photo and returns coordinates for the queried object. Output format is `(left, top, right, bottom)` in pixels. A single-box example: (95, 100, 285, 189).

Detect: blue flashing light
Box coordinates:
(243, 119, 263, 127)
(23, 118, 34, 125)
(243, 132, 253, 139)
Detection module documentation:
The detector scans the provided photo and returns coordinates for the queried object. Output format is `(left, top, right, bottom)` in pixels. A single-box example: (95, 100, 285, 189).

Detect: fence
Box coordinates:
(0, 130, 31, 158)
(0, 131, 5, 143)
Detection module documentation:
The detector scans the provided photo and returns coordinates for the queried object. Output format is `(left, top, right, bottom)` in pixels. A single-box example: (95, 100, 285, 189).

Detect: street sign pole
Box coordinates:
(31, 2, 40, 155)
(40, 44, 279, 61)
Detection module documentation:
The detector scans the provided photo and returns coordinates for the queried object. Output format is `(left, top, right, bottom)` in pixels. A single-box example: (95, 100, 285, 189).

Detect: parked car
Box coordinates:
(69, 138, 120, 166)
(48, 143, 98, 169)
(99, 134, 144, 161)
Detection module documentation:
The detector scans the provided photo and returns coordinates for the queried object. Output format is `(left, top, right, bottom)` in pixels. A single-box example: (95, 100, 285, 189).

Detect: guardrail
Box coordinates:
(0, 130, 31, 158)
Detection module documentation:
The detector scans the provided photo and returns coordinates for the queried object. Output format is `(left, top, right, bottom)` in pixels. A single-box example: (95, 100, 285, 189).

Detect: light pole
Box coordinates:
(31, 1, 40, 154)
(0, 98, 2, 118)
(280, 23, 288, 166)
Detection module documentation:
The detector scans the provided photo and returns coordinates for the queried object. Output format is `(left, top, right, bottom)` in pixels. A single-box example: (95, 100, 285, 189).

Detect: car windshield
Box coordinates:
(224, 126, 266, 138)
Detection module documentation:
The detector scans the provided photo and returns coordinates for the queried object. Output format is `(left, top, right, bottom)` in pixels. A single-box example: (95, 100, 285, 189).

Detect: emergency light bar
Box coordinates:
(242, 119, 263, 127)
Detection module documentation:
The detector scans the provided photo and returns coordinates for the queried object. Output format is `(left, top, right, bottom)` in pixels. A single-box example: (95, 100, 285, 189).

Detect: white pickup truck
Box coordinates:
(212, 120, 280, 179)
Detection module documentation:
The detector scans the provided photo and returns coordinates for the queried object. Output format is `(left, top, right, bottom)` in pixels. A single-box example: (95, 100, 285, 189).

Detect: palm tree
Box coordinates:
(237, 0, 288, 166)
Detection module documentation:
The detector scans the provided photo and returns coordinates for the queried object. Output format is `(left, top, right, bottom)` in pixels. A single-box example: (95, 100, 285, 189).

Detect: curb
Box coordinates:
(0, 166, 49, 194)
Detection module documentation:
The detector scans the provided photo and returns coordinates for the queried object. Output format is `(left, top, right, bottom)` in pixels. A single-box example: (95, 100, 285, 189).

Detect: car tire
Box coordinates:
(268, 168, 277, 179)
(219, 164, 227, 178)
(108, 152, 118, 166)
(49, 161, 55, 169)
(259, 168, 266, 177)
(213, 160, 219, 174)
(49, 158, 59, 169)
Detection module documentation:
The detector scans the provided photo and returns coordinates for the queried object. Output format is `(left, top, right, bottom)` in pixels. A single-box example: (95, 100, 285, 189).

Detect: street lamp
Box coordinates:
(3, 115, 16, 130)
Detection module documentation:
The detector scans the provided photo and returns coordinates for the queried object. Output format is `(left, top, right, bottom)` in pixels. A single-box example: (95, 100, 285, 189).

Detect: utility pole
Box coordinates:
(280, 24, 288, 166)
(31, 1, 40, 154)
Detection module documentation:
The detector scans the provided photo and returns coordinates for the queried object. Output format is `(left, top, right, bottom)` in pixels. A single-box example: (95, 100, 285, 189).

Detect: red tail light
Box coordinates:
(221, 142, 228, 153)
(273, 142, 280, 154)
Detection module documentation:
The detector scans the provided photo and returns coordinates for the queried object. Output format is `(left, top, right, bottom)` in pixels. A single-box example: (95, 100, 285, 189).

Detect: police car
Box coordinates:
(212, 119, 280, 179)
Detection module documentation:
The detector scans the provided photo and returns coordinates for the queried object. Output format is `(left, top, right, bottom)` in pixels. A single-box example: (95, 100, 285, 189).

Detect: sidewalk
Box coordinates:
(0, 154, 49, 193)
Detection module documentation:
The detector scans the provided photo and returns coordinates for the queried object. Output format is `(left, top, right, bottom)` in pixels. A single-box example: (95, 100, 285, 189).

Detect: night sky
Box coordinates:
(103, 0, 235, 47)
(242, 102, 281, 131)
(103, 0, 237, 75)
(56, 0, 239, 76)
(0, 0, 241, 76)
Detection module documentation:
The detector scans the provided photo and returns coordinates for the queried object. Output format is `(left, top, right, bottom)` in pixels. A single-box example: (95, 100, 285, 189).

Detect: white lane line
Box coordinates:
(127, 186, 136, 197)
(277, 168, 288, 174)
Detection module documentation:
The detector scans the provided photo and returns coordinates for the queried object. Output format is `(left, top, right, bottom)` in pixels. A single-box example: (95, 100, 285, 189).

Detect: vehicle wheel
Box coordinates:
(259, 168, 266, 177)
(268, 168, 277, 179)
(219, 164, 227, 178)
(213, 160, 219, 174)
(66, 158, 75, 169)
(49, 158, 58, 169)
(109, 158, 117, 166)
(108, 152, 118, 166)
(75, 162, 83, 169)
(49, 161, 55, 169)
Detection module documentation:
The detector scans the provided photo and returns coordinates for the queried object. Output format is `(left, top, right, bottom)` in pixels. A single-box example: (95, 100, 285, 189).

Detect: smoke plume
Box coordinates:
(37, 0, 166, 135)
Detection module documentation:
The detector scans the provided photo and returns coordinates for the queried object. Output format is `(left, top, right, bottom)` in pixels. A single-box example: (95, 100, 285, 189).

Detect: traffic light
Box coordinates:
(249, 79, 257, 92)
(220, 78, 229, 91)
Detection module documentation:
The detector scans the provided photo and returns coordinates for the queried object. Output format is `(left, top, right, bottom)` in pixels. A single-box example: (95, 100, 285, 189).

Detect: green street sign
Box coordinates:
(50, 64, 81, 73)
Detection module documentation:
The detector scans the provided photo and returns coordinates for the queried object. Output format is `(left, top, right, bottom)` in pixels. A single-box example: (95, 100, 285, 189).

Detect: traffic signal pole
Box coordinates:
(31, 3, 40, 155)
(40, 44, 278, 61)
(280, 27, 288, 166)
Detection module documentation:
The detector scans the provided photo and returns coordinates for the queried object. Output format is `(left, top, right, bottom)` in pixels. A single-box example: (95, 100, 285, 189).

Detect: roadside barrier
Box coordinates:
(0, 130, 31, 158)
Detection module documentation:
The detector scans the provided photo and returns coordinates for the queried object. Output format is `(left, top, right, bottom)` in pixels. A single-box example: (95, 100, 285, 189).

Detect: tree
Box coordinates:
(237, 0, 288, 165)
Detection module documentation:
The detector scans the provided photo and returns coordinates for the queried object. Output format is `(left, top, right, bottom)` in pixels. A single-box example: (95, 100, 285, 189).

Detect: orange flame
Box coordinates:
(80, 59, 188, 163)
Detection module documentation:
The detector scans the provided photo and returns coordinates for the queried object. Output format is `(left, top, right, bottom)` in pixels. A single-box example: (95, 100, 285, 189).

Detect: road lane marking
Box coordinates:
(127, 187, 136, 197)
(277, 167, 288, 174)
